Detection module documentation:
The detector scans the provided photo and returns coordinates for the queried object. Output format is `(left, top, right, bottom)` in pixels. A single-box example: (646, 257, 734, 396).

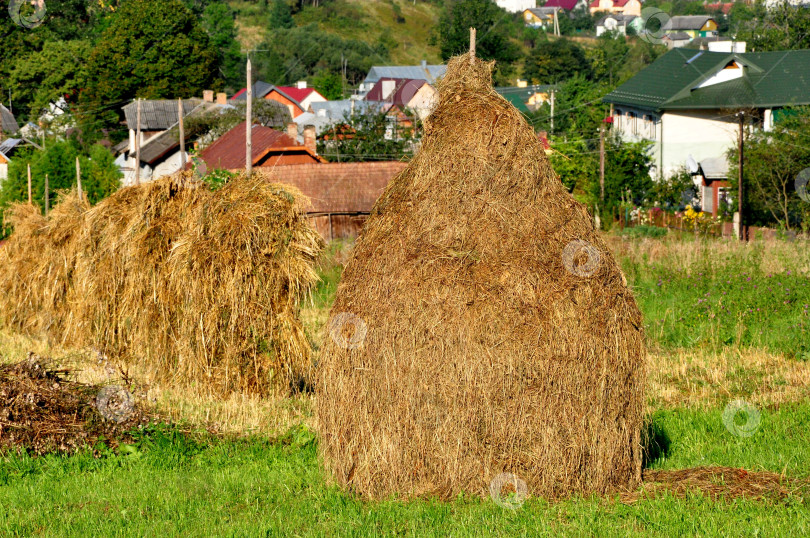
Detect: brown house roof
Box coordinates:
(252, 161, 408, 214)
(197, 121, 325, 170)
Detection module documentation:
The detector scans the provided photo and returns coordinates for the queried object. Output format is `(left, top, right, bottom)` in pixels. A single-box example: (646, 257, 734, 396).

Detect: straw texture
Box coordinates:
(317, 53, 646, 500)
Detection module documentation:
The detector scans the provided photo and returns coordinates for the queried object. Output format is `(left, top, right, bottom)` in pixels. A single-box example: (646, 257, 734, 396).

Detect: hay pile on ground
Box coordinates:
(0, 174, 322, 395)
(317, 53, 646, 500)
(0, 354, 151, 454)
(621, 467, 810, 502)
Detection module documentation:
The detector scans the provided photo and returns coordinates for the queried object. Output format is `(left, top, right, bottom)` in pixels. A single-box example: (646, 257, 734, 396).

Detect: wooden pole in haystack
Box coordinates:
(26, 163, 31, 203)
(135, 98, 142, 186)
(178, 98, 186, 168)
(76, 156, 82, 202)
(737, 111, 745, 242)
(469, 27, 476, 63)
(44, 174, 49, 216)
(246, 58, 253, 177)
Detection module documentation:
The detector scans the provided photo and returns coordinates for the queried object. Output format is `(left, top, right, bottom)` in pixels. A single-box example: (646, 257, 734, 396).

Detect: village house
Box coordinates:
(595, 14, 641, 36)
(232, 81, 327, 119)
(193, 121, 325, 172)
(496, 84, 556, 115)
(267, 161, 408, 239)
(293, 99, 384, 139)
(667, 15, 719, 39)
(364, 78, 438, 121)
(603, 46, 810, 215)
(522, 7, 562, 28)
(359, 61, 446, 94)
(116, 92, 242, 185)
(589, 0, 642, 17)
(540, 0, 581, 11)
(495, 0, 536, 12)
(0, 104, 20, 181)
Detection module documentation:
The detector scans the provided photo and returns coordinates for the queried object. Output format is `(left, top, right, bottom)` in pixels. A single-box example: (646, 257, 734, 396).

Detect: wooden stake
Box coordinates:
(44, 174, 49, 216)
(178, 98, 186, 169)
(470, 28, 476, 62)
(76, 156, 82, 202)
(599, 121, 605, 202)
(27, 163, 32, 203)
(246, 58, 253, 177)
(738, 111, 745, 242)
(135, 97, 142, 185)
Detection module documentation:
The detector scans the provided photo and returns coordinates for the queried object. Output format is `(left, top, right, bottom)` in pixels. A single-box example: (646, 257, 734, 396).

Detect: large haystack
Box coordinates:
(317, 54, 646, 500)
(0, 174, 322, 395)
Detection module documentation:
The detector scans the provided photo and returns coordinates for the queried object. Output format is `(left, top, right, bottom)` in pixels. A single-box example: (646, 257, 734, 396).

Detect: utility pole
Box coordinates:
(76, 156, 83, 202)
(599, 120, 606, 202)
(550, 89, 555, 135)
(246, 58, 253, 177)
(470, 27, 476, 62)
(737, 111, 745, 241)
(553, 9, 560, 37)
(135, 98, 141, 186)
(26, 163, 31, 203)
(44, 174, 49, 216)
(178, 98, 186, 169)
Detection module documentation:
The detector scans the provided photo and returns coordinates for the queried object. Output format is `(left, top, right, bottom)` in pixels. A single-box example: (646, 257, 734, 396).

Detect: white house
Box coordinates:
(496, 0, 536, 12)
(603, 47, 810, 214)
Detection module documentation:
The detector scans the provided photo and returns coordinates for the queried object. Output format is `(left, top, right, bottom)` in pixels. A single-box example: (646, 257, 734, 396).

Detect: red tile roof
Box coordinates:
(275, 86, 316, 103)
(196, 121, 323, 170)
(254, 162, 408, 214)
(231, 88, 246, 100)
(705, 2, 733, 14)
(543, 0, 578, 10)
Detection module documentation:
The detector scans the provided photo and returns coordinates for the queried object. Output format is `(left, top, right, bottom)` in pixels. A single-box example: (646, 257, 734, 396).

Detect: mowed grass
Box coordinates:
(2, 234, 810, 535)
(1, 404, 809, 537)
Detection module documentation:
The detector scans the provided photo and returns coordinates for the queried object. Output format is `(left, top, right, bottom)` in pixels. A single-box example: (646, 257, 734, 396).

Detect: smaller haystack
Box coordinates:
(318, 52, 646, 500)
(0, 174, 322, 396)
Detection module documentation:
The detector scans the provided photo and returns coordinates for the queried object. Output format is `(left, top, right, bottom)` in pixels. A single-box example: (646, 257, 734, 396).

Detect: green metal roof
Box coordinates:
(603, 48, 810, 111)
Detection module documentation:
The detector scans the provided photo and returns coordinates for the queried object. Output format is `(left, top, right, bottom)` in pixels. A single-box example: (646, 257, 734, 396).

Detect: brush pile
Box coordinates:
(0, 354, 150, 454)
(0, 172, 322, 395)
(317, 52, 646, 500)
(622, 467, 810, 502)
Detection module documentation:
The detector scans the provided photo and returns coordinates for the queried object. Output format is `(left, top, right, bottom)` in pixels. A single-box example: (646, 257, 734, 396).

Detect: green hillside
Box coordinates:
(231, 0, 443, 67)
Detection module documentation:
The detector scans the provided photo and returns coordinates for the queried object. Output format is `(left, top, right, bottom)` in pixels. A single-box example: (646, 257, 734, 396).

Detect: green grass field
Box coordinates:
(1, 233, 809, 536)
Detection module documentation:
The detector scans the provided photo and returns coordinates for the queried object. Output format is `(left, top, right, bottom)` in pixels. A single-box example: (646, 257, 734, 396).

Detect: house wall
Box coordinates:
(265, 91, 304, 118)
(496, 0, 536, 13)
(119, 150, 185, 186)
(522, 10, 551, 26)
(308, 214, 368, 240)
(0, 162, 7, 181)
(300, 92, 327, 113)
(406, 85, 438, 120)
(612, 105, 737, 180)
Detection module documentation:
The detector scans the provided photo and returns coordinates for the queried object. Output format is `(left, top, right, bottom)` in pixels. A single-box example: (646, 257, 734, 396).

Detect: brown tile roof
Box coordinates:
(251, 161, 408, 214)
(365, 78, 430, 107)
(198, 121, 327, 170)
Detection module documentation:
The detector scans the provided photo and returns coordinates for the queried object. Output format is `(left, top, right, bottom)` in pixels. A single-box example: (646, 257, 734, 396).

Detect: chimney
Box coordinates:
(421, 59, 427, 70)
(203, 90, 214, 102)
(216, 92, 227, 105)
(382, 80, 396, 100)
(287, 122, 299, 141)
(297, 80, 307, 89)
(303, 125, 316, 153)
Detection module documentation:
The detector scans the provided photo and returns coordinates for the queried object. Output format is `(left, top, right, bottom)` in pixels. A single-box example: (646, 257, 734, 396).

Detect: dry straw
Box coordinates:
(317, 53, 646, 500)
(0, 173, 322, 396)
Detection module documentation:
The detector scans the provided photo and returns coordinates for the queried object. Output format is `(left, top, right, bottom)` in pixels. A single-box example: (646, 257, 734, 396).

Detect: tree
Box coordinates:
(734, 3, 810, 51)
(726, 108, 810, 230)
(202, 2, 245, 90)
(529, 74, 603, 137)
(433, 0, 522, 83)
(0, 140, 121, 235)
(8, 40, 91, 122)
(311, 70, 344, 100)
(79, 0, 220, 139)
(269, 0, 295, 29)
(318, 110, 419, 162)
(587, 32, 630, 87)
(524, 39, 592, 85)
